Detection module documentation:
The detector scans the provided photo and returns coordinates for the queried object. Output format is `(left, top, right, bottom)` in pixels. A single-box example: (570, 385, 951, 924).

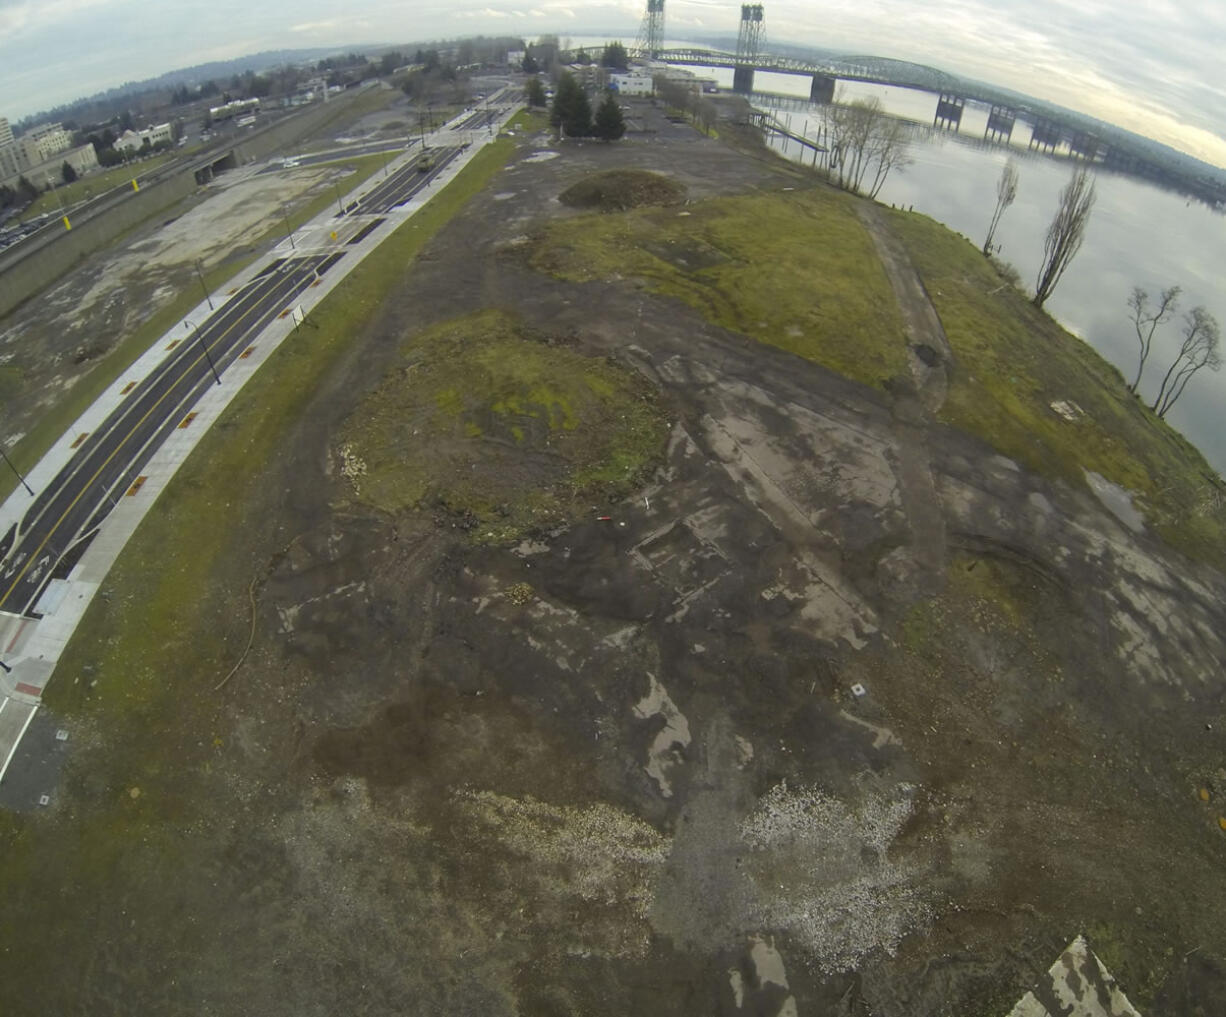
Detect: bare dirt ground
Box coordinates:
(0, 158, 372, 446)
(4, 101, 1226, 1015)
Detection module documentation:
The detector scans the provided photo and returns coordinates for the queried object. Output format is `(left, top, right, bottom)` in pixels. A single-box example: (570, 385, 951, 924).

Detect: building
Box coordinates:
(610, 72, 654, 96)
(25, 122, 73, 161)
(114, 123, 173, 153)
(0, 141, 97, 190)
(0, 142, 24, 184)
(0, 116, 82, 189)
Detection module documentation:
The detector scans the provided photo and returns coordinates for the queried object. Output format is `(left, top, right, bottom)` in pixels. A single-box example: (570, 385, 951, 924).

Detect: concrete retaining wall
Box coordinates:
(0, 85, 381, 320)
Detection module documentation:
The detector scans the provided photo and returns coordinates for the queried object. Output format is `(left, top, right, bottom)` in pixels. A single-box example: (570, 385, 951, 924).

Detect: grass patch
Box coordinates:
(339, 309, 667, 542)
(18, 155, 175, 222)
(0, 126, 523, 998)
(559, 169, 686, 212)
(0, 365, 22, 401)
(507, 109, 548, 133)
(43, 134, 521, 722)
(0, 152, 393, 504)
(532, 185, 909, 388)
(886, 208, 1226, 568)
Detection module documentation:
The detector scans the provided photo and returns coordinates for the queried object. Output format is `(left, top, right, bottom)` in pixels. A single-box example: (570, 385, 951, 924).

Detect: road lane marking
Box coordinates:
(0, 263, 321, 612)
(0, 268, 297, 563)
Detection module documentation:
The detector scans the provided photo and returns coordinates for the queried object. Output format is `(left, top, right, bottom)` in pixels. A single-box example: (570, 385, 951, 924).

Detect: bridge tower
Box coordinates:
(984, 105, 1016, 143)
(733, 4, 765, 94)
(634, 0, 666, 59)
(1028, 117, 1061, 153)
(934, 93, 964, 131)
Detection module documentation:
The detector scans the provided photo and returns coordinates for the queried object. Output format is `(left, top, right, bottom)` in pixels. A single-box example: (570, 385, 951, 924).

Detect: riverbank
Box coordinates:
(1, 96, 1222, 1016)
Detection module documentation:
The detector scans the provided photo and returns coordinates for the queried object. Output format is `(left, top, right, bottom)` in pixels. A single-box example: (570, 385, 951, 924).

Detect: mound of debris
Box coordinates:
(559, 169, 686, 212)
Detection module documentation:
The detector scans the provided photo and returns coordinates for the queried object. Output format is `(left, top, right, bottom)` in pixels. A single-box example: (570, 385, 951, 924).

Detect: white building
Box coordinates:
(25, 122, 73, 161)
(610, 72, 654, 96)
(114, 123, 174, 153)
(0, 117, 13, 148)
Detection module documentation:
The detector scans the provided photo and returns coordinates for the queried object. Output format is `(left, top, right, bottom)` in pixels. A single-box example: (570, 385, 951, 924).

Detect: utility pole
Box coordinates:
(184, 320, 222, 386)
(282, 206, 296, 250)
(0, 444, 34, 496)
(194, 259, 214, 310)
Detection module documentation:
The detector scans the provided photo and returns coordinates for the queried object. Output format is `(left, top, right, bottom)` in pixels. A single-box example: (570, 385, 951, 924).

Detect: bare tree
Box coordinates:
(821, 93, 910, 198)
(1033, 166, 1096, 309)
(982, 160, 1018, 255)
(1125, 284, 1181, 394)
(1150, 306, 1221, 418)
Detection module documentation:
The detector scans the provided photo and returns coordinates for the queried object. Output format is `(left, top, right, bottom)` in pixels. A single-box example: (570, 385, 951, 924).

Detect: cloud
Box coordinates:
(290, 18, 368, 34)
(0, 0, 120, 38)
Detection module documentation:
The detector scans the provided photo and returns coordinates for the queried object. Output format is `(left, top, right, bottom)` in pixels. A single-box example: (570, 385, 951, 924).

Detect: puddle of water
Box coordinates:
(1085, 471, 1145, 533)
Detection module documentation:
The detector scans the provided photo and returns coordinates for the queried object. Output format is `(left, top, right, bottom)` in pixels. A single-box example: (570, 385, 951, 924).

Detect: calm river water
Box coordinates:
(691, 66, 1225, 476)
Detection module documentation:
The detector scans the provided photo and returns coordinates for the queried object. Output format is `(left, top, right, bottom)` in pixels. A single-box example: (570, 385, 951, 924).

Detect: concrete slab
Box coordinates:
(1008, 935, 1142, 1017)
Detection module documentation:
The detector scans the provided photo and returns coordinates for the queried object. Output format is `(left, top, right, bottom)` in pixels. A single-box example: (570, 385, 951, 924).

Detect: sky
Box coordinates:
(1, 0, 1224, 168)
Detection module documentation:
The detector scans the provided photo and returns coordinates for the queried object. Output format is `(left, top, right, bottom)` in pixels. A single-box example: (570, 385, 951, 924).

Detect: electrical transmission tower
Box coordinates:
(635, 0, 665, 59)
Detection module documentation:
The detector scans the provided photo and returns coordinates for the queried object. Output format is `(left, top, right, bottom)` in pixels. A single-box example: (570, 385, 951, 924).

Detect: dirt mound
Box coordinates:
(559, 169, 686, 212)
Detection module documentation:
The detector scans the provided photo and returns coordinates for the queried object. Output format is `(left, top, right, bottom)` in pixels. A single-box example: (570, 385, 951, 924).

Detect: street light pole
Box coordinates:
(194, 259, 214, 310)
(282, 207, 296, 250)
(0, 444, 34, 496)
(184, 320, 222, 386)
(334, 183, 344, 214)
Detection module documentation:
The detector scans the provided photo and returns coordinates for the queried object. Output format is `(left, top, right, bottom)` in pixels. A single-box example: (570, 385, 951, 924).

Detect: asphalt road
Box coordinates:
(344, 145, 464, 215)
(0, 252, 344, 618)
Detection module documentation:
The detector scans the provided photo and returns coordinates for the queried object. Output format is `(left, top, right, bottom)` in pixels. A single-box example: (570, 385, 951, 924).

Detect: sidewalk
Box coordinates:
(0, 97, 523, 787)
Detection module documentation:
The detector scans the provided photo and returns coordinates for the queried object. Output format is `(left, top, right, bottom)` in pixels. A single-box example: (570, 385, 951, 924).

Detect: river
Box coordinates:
(683, 65, 1225, 477)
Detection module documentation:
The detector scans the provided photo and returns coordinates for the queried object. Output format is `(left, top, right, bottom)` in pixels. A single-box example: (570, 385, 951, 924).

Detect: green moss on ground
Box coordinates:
(43, 136, 522, 721)
(339, 309, 667, 542)
(532, 185, 910, 389)
(885, 208, 1226, 569)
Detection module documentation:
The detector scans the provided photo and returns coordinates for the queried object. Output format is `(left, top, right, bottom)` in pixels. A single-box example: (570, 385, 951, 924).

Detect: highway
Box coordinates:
(0, 252, 344, 618)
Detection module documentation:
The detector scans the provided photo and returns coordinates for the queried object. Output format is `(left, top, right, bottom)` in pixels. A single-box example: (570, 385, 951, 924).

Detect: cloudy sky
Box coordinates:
(2, 0, 1224, 167)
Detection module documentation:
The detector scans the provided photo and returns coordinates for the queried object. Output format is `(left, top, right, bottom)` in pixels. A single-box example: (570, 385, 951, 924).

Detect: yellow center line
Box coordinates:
(1, 269, 298, 609)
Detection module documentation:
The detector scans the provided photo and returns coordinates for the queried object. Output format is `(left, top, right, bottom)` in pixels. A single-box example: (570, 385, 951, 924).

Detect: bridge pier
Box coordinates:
(1069, 130, 1100, 160)
(934, 93, 964, 131)
(733, 66, 756, 94)
(1028, 117, 1061, 152)
(984, 104, 1015, 143)
(809, 74, 836, 104)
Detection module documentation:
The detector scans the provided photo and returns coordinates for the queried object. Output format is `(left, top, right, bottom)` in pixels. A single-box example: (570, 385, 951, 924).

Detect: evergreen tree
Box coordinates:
(61, 161, 77, 184)
(601, 41, 629, 70)
(550, 72, 592, 137)
(525, 77, 547, 108)
(593, 91, 626, 142)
